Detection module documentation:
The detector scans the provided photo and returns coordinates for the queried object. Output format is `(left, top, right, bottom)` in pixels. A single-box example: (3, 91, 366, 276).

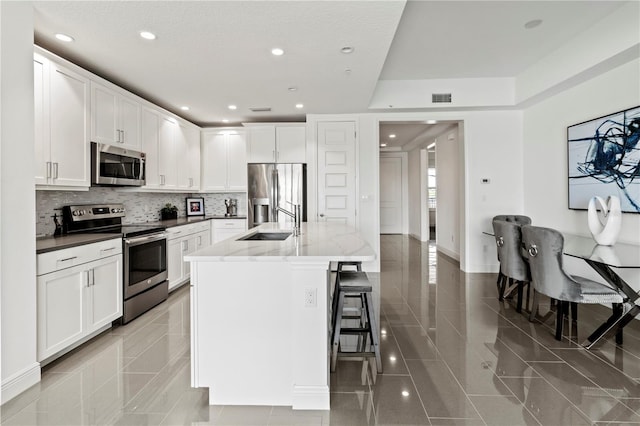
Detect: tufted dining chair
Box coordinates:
(492, 215, 531, 301)
(493, 219, 530, 312)
(521, 225, 626, 341)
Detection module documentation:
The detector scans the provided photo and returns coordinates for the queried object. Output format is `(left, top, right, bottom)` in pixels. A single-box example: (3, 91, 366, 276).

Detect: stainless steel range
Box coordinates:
(63, 203, 168, 324)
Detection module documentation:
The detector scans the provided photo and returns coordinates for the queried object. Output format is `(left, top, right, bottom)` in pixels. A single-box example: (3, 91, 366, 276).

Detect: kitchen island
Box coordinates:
(185, 222, 376, 410)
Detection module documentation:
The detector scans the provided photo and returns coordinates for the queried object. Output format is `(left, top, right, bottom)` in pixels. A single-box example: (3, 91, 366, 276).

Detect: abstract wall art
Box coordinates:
(568, 105, 640, 213)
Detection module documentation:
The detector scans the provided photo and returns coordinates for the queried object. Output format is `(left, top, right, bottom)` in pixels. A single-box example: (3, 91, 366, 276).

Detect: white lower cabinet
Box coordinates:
(167, 222, 211, 291)
(212, 219, 247, 243)
(36, 239, 122, 362)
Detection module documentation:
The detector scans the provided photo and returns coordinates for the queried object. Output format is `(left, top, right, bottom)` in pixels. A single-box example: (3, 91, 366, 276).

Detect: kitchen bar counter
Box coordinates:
(186, 222, 375, 410)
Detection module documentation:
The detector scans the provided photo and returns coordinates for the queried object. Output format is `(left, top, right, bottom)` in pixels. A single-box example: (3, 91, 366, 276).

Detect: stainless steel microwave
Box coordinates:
(91, 142, 146, 186)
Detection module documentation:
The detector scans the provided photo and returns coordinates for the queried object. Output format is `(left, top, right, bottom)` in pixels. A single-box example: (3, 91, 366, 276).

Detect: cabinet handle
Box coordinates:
(46, 161, 52, 179)
(89, 269, 95, 287)
(100, 247, 116, 254)
(121, 130, 125, 144)
(183, 240, 189, 251)
(53, 162, 59, 179)
(58, 256, 77, 263)
(197, 236, 202, 246)
(273, 150, 276, 162)
(160, 174, 165, 185)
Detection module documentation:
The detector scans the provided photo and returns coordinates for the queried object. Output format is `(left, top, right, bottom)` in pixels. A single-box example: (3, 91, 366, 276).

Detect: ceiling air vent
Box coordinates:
(431, 93, 452, 103)
(249, 107, 272, 112)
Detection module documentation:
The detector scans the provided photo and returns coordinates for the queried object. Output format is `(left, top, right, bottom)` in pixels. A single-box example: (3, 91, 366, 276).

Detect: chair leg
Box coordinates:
(498, 273, 507, 301)
(529, 290, 539, 322)
(516, 281, 524, 313)
(331, 292, 346, 372)
(570, 302, 578, 322)
(555, 301, 565, 340)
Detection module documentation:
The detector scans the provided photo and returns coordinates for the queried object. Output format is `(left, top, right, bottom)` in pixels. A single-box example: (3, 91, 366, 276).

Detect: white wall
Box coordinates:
(523, 58, 640, 285)
(407, 146, 421, 239)
(1, 1, 40, 403)
(435, 127, 460, 259)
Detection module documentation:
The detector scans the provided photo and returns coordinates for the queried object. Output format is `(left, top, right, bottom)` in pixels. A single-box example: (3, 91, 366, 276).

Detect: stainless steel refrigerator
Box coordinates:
(247, 163, 307, 229)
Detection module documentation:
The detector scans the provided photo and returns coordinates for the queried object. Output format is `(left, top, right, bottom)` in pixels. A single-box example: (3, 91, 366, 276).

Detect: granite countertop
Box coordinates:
(36, 233, 123, 254)
(36, 215, 247, 254)
(185, 222, 375, 263)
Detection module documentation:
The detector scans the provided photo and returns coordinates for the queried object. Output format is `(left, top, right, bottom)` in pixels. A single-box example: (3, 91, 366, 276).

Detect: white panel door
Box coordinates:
(86, 255, 122, 333)
(201, 132, 228, 191)
(49, 63, 90, 187)
(34, 55, 50, 185)
(141, 108, 161, 188)
(380, 156, 403, 234)
(158, 116, 177, 188)
(118, 96, 141, 150)
(227, 132, 247, 191)
(317, 122, 356, 226)
(91, 82, 118, 145)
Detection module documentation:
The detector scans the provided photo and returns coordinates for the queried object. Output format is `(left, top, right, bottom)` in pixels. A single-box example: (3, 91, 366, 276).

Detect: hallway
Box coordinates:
(3, 235, 640, 424)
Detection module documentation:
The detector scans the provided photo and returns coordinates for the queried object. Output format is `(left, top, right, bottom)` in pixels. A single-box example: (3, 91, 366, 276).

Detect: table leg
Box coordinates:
(583, 304, 640, 349)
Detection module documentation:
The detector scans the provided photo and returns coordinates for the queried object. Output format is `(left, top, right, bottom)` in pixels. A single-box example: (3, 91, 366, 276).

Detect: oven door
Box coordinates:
(123, 232, 167, 300)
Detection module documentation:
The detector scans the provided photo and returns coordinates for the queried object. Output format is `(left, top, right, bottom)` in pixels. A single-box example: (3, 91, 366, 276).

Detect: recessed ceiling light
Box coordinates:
(389, 134, 396, 138)
(295, 104, 304, 109)
(524, 19, 543, 29)
(139, 31, 156, 40)
(271, 48, 284, 56)
(55, 33, 74, 42)
(228, 105, 237, 110)
(426, 120, 437, 124)
(288, 87, 298, 92)
(222, 119, 229, 123)
(389, 356, 396, 361)
(427, 142, 436, 149)
(380, 143, 387, 147)
(401, 391, 410, 397)
(341, 46, 354, 54)
(180, 106, 189, 111)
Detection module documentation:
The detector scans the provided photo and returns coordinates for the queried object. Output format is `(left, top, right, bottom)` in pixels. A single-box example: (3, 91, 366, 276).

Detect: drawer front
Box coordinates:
(37, 238, 122, 276)
(166, 221, 211, 240)
(213, 219, 246, 230)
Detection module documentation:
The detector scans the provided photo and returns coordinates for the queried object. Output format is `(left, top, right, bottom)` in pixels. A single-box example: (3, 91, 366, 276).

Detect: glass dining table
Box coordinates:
(484, 230, 640, 349)
(562, 234, 640, 349)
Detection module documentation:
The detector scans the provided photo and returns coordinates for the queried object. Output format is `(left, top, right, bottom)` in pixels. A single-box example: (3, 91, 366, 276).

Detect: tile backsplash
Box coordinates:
(36, 188, 247, 236)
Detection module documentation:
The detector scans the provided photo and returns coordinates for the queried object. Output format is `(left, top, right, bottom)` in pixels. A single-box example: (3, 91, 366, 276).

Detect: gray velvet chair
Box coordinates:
(492, 215, 531, 300)
(521, 225, 625, 341)
(493, 220, 530, 312)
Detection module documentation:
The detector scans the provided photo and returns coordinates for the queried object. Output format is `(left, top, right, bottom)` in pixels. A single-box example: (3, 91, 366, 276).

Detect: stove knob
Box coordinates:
(72, 210, 78, 216)
(111, 208, 116, 213)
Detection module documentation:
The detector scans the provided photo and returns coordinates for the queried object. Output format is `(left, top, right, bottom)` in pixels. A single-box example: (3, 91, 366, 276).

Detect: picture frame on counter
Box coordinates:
(186, 197, 205, 216)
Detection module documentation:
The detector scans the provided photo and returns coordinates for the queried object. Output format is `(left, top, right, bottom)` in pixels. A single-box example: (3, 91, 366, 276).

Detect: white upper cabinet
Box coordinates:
(91, 81, 141, 151)
(246, 124, 306, 163)
(275, 126, 306, 163)
(34, 52, 90, 189)
(201, 129, 247, 192)
(177, 124, 201, 190)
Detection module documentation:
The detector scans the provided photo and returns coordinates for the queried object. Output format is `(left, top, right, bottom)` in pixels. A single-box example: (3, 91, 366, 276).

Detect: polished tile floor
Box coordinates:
(4, 235, 640, 425)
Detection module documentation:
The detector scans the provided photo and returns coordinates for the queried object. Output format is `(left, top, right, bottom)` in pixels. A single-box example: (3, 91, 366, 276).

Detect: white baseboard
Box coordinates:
(291, 385, 330, 410)
(436, 245, 460, 262)
(1, 362, 41, 404)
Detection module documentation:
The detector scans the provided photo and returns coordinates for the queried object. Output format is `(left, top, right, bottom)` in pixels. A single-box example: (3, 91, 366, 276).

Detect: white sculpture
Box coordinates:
(587, 195, 622, 246)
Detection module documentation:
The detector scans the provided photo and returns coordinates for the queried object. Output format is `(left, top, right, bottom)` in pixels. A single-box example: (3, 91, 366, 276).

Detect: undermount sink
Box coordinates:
(237, 232, 292, 241)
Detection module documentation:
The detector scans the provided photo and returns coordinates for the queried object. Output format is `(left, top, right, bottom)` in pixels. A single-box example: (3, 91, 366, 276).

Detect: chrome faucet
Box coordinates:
(277, 203, 301, 236)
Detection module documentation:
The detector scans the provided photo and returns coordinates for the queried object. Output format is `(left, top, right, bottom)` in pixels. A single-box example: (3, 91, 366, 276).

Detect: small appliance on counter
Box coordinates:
(225, 199, 238, 217)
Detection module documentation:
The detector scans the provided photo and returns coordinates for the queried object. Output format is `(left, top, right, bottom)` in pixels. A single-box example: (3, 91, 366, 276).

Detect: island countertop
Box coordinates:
(185, 221, 375, 262)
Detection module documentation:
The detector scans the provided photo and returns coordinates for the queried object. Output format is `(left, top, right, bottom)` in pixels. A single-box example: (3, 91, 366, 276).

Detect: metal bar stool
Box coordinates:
(330, 270, 382, 373)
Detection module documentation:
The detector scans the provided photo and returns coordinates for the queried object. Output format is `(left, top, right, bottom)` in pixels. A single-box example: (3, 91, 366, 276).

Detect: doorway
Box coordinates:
(378, 121, 461, 259)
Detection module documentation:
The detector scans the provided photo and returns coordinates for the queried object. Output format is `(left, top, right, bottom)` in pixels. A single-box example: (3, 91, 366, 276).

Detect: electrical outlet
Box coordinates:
(304, 288, 316, 307)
